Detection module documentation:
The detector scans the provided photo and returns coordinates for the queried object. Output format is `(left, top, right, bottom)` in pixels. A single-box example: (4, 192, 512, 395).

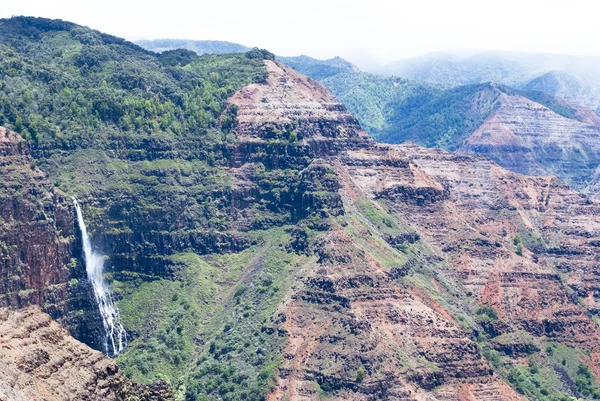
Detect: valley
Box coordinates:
(0, 15, 600, 401)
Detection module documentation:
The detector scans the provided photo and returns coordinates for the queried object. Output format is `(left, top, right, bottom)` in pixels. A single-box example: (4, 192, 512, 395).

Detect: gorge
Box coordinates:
(0, 15, 599, 401)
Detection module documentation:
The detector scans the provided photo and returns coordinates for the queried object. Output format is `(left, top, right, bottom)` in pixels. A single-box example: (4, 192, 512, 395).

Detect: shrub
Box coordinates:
(356, 367, 366, 382)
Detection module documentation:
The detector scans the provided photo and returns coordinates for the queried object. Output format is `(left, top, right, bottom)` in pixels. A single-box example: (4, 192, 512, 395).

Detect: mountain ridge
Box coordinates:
(135, 38, 250, 55)
(380, 51, 600, 111)
(1, 16, 600, 401)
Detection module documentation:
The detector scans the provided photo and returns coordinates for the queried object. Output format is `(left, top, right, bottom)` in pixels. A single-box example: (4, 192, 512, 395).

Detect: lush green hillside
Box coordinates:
(321, 71, 436, 134)
(276, 55, 358, 80)
(136, 39, 250, 55)
(0, 16, 300, 400)
(375, 83, 590, 150)
(316, 68, 593, 152)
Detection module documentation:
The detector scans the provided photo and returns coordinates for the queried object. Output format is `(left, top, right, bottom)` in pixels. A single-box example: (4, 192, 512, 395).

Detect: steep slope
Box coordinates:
(0, 306, 172, 400)
(222, 63, 600, 401)
(0, 126, 106, 348)
(457, 90, 600, 192)
(321, 72, 437, 134)
(299, 67, 600, 198)
(135, 39, 250, 54)
(266, 140, 600, 400)
(375, 83, 600, 195)
(0, 16, 290, 396)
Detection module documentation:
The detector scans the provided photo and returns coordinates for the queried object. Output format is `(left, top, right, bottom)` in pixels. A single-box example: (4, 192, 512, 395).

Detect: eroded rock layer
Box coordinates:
(458, 89, 600, 195)
(226, 62, 600, 400)
(0, 307, 172, 401)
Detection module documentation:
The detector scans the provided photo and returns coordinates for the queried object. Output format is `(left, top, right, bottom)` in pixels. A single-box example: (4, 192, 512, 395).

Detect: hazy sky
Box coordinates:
(2, 0, 600, 66)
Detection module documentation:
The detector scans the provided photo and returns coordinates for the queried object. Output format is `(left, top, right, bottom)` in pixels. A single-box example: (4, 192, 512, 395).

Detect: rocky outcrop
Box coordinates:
(333, 141, 600, 382)
(270, 227, 522, 401)
(222, 61, 600, 400)
(227, 60, 372, 230)
(458, 91, 600, 194)
(0, 307, 172, 401)
(229, 60, 373, 157)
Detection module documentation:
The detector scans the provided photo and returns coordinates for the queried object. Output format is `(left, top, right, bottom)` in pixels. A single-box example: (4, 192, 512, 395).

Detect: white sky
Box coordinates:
(2, 0, 600, 66)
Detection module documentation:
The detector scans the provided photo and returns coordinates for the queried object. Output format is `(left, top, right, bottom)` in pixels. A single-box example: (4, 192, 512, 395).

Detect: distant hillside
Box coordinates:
(276, 55, 358, 80)
(321, 71, 437, 133)
(383, 51, 535, 87)
(522, 70, 600, 111)
(137, 42, 358, 82)
(136, 39, 250, 54)
(382, 51, 600, 111)
(274, 52, 600, 194)
(378, 83, 600, 192)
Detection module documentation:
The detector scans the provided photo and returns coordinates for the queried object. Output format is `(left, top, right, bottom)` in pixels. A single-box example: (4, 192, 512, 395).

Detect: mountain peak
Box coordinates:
(229, 60, 372, 150)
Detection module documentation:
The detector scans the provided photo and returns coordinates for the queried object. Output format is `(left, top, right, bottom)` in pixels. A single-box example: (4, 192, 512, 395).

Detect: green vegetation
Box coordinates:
(476, 305, 498, 321)
(0, 16, 307, 398)
(183, 230, 303, 401)
(113, 228, 306, 400)
(0, 16, 279, 247)
(321, 72, 437, 134)
(136, 39, 250, 55)
(316, 69, 593, 153)
(482, 341, 600, 401)
(277, 55, 357, 81)
(355, 367, 366, 383)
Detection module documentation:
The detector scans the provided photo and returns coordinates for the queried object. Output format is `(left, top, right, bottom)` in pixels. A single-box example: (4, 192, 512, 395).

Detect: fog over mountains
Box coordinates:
(378, 51, 600, 111)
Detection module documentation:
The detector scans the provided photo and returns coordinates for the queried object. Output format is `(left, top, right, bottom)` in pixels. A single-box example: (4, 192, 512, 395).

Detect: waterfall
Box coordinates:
(72, 197, 126, 357)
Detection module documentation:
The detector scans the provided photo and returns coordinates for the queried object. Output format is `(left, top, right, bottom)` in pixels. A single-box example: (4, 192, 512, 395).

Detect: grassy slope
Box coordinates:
(113, 227, 307, 400)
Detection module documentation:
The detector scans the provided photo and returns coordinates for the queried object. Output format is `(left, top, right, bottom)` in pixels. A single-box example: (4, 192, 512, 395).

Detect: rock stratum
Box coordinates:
(225, 62, 600, 400)
(457, 85, 600, 196)
(0, 307, 172, 401)
(0, 17, 600, 401)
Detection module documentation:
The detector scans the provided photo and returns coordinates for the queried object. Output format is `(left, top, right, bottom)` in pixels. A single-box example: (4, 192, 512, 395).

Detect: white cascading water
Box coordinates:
(72, 197, 126, 357)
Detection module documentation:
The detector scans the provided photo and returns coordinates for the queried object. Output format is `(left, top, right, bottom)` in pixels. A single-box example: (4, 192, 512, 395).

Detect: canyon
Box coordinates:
(0, 17, 599, 401)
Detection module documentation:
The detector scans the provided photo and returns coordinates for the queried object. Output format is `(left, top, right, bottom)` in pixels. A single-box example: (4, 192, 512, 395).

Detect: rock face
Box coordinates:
(0, 307, 172, 401)
(0, 127, 103, 348)
(223, 62, 600, 400)
(266, 137, 600, 400)
(229, 60, 373, 156)
(227, 60, 371, 228)
(458, 88, 600, 194)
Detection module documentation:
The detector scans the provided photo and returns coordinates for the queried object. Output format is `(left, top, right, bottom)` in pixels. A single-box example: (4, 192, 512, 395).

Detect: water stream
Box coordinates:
(72, 197, 126, 357)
